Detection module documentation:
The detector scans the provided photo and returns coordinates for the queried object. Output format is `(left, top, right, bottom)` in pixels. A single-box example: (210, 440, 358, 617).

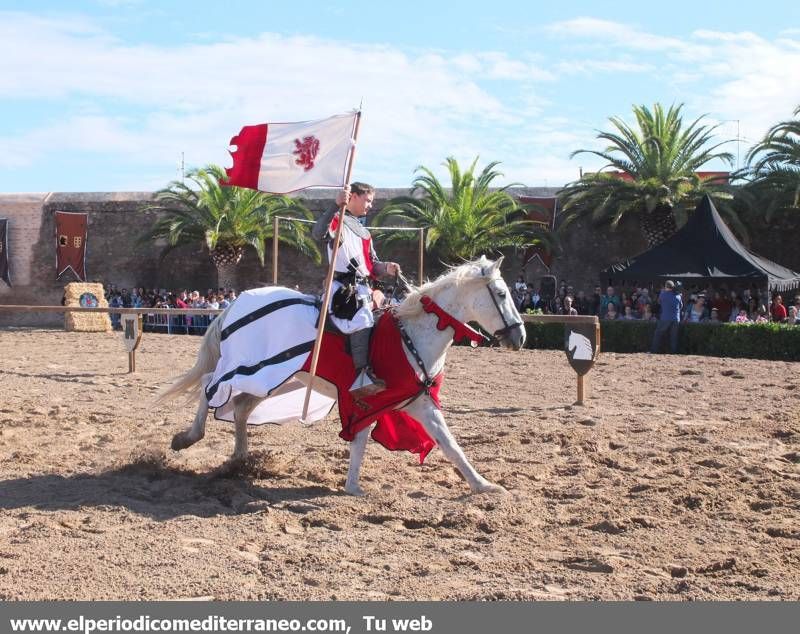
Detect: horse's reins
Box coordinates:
(482, 270, 525, 340)
(388, 270, 412, 306)
(393, 269, 522, 343)
(388, 269, 522, 392)
(395, 319, 437, 393)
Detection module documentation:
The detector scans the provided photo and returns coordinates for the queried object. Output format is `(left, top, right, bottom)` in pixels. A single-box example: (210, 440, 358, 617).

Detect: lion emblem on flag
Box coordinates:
(293, 135, 320, 171)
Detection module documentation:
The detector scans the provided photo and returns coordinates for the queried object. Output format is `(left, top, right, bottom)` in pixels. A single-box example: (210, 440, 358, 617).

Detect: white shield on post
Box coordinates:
(563, 321, 600, 405)
(121, 314, 142, 372)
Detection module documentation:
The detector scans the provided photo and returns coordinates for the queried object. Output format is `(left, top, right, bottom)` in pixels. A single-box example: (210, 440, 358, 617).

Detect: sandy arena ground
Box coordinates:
(0, 327, 798, 601)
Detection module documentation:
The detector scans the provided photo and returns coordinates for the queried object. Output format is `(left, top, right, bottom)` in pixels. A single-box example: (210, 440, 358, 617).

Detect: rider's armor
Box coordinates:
(312, 206, 390, 393)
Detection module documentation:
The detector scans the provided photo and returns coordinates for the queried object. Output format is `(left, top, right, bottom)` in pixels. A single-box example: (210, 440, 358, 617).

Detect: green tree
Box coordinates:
(144, 164, 319, 289)
(374, 157, 554, 264)
(559, 103, 742, 247)
(744, 105, 800, 221)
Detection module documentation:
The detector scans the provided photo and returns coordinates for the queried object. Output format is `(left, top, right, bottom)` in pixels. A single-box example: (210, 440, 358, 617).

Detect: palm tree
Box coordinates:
(743, 105, 800, 221)
(559, 103, 741, 247)
(374, 157, 554, 264)
(144, 164, 319, 289)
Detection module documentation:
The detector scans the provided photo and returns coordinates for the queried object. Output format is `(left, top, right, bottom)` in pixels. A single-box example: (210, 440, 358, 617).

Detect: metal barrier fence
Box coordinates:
(139, 312, 216, 335)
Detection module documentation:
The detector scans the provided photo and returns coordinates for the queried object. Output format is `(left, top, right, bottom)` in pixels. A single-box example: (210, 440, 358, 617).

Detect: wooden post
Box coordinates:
(596, 320, 601, 354)
(121, 314, 143, 373)
(272, 216, 279, 286)
(300, 111, 362, 423)
(576, 374, 585, 405)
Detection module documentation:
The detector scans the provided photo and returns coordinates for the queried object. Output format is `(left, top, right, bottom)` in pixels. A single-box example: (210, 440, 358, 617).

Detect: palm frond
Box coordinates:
(374, 157, 554, 263)
(560, 102, 741, 246)
(142, 163, 320, 274)
(743, 105, 800, 216)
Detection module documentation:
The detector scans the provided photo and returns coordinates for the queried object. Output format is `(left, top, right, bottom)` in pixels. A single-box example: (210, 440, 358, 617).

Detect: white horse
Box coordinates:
(159, 255, 525, 496)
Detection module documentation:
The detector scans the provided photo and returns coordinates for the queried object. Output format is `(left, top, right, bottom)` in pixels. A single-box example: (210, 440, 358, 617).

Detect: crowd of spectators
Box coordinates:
(103, 285, 237, 330)
(104, 285, 237, 310)
(101, 281, 408, 332)
(101, 278, 800, 330)
(511, 275, 800, 325)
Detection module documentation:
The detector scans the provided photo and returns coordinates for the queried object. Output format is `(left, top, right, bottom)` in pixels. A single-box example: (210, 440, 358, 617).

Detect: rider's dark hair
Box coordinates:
(350, 182, 374, 196)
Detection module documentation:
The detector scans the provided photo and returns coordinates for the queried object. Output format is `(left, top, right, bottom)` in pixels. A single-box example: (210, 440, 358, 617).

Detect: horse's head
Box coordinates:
(394, 255, 526, 350)
(467, 255, 526, 351)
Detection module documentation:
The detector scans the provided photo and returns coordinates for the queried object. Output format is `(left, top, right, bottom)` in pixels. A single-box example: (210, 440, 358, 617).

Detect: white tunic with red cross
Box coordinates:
(325, 213, 382, 334)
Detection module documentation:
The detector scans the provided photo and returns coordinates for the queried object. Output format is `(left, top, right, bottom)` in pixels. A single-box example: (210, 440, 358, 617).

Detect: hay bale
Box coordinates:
(63, 283, 112, 332)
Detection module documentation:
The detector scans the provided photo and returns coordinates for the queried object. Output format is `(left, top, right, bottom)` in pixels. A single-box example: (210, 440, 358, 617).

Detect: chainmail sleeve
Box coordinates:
(311, 205, 339, 242)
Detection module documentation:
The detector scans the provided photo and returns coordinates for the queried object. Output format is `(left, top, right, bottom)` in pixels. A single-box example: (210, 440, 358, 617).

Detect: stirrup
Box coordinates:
(349, 368, 387, 398)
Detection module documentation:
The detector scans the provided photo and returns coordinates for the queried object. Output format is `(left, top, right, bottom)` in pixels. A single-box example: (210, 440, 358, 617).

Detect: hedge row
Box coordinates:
(524, 320, 800, 361)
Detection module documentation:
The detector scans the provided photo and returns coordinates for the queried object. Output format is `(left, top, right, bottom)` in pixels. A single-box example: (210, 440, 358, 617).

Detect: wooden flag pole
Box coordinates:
(418, 227, 425, 287)
(272, 216, 279, 285)
(300, 111, 362, 423)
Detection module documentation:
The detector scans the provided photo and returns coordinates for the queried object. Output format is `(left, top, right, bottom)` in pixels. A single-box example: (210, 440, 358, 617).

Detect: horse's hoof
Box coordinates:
(345, 484, 367, 497)
(171, 432, 192, 451)
(473, 482, 509, 496)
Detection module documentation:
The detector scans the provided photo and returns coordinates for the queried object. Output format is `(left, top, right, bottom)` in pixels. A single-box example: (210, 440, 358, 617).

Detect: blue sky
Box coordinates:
(1, 0, 799, 192)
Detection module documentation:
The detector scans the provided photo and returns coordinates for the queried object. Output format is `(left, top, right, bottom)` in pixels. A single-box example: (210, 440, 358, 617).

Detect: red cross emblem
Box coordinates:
(293, 136, 320, 171)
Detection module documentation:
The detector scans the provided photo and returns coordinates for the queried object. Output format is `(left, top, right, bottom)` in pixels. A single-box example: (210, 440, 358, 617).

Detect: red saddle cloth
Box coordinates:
(300, 311, 439, 463)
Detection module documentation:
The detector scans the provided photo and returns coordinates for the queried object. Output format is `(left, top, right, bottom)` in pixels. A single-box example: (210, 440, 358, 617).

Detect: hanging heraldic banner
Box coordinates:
(0, 218, 10, 287)
(55, 211, 88, 281)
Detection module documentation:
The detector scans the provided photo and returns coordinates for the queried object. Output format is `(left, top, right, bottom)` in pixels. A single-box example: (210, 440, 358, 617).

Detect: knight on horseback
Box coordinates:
(162, 253, 525, 495)
(312, 182, 401, 399)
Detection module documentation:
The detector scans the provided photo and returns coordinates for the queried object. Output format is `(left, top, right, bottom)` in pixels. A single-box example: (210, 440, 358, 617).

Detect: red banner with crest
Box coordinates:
(55, 211, 88, 281)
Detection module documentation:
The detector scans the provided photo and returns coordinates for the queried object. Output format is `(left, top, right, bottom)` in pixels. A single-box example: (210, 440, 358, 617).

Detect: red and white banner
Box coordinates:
(224, 112, 358, 193)
(55, 211, 88, 281)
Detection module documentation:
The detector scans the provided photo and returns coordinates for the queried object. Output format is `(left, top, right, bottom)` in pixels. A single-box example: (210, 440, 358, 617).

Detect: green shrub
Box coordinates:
(521, 322, 563, 350)
(524, 320, 800, 361)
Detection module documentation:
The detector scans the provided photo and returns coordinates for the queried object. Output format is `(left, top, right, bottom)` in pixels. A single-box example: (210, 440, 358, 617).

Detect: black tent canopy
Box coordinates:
(601, 195, 800, 292)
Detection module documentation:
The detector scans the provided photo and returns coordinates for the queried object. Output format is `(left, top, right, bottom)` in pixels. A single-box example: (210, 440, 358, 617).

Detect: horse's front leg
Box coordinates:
(344, 424, 372, 496)
(231, 394, 263, 461)
(171, 373, 212, 451)
(403, 395, 507, 495)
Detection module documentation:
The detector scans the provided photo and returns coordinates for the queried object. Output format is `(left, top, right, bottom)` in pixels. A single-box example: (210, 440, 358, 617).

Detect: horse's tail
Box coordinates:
(155, 303, 232, 405)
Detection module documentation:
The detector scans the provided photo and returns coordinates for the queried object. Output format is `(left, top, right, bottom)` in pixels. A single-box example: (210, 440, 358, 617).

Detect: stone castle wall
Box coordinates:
(1, 189, 797, 326)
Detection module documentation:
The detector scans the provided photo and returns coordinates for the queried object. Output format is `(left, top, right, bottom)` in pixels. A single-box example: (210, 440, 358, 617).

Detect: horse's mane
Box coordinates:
(392, 256, 499, 320)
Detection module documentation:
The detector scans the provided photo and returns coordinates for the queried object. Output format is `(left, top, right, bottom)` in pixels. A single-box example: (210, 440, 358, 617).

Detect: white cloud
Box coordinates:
(691, 29, 763, 44)
(545, 18, 800, 161)
(94, 0, 147, 7)
(2, 10, 800, 190)
(545, 17, 688, 52)
(0, 10, 561, 187)
(685, 31, 800, 142)
(555, 59, 652, 74)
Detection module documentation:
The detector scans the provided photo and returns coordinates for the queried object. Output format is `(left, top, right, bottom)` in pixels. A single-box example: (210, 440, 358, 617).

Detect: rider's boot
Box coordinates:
(349, 327, 386, 398)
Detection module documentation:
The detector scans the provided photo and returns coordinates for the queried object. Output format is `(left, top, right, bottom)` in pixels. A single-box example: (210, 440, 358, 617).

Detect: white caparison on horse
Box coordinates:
(158, 255, 525, 496)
